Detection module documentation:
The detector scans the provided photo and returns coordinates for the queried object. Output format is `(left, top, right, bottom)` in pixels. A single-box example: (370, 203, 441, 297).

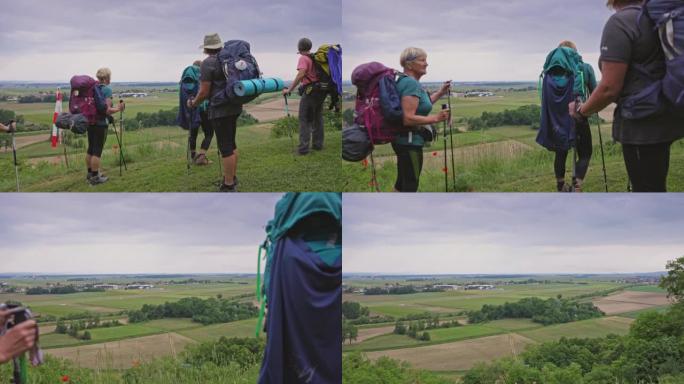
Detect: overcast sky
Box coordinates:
(344, 194, 684, 275)
(343, 0, 613, 81)
(0, 194, 282, 274)
(0, 0, 341, 82)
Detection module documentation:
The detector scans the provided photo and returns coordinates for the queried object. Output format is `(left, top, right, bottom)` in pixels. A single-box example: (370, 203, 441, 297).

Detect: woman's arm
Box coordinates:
(189, 81, 212, 108)
(402, 96, 448, 126)
(429, 81, 451, 104)
(106, 98, 125, 115)
(571, 61, 627, 118)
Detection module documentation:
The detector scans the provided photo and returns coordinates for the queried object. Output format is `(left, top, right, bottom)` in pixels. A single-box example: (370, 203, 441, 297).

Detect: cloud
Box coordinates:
(343, 194, 684, 274)
(342, 0, 612, 81)
(0, 193, 282, 273)
(0, 0, 341, 81)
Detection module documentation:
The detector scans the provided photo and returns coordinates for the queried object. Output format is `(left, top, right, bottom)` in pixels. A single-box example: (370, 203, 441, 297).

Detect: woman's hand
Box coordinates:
(432, 109, 450, 123)
(439, 80, 452, 95)
(0, 320, 37, 364)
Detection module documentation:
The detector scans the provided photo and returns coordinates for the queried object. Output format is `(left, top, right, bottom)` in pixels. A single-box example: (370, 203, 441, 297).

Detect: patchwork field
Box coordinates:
(0, 275, 262, 370)
(593, 290, 672, 315)
(344, 277, 669, 379)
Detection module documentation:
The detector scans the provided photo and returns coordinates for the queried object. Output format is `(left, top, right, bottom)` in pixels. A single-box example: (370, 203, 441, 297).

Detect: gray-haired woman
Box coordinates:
(393, 47, 450, 192)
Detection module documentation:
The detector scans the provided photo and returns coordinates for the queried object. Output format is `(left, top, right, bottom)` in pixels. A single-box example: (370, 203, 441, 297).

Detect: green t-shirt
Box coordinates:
(394, 75, 432, 147)
(96, 84, 113, 127)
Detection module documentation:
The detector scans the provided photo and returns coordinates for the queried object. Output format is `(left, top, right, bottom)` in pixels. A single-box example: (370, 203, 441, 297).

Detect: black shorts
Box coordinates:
(212, 114, 239, 158)
(87, 125, 107, 157)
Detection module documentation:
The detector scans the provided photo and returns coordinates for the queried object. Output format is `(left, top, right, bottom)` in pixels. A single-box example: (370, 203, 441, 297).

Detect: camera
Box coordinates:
(0, 303, 32, 329)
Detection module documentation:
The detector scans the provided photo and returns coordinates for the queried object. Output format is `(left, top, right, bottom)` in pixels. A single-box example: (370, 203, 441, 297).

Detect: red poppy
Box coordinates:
(442, 167, 448, 173)
(432, 152, 437, 157)
(361, 159, 368, 168)
(61, 375, 70, 382)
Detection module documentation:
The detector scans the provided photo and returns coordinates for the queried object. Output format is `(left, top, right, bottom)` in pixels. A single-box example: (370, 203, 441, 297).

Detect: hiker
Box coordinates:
(552, 41, 597, 192)
(86, 68, 125, 185)
(392, 47, 450, 192)
(0, 121, 15, 133)
(569, 0, 684, 192)
(188, 33, 241, 191)
(258, 193, 341, 384)
(0, 308, 37, 364)
(282, 38, 326, 155)
(183, 60, 214, 165)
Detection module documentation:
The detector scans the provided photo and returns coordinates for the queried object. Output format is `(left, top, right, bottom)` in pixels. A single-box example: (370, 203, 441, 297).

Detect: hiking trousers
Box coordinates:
(189, 110, 214, 152)
(212, 114, 239, 158)
(391, 142, 424, 192)
(298, 91, 325, 154)
(622, 141, 672, 192)
(554, 119, 592, 180)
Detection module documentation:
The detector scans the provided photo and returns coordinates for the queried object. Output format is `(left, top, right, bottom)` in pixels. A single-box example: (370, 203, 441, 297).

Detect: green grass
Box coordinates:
(620, 305, 672, 319)
(518, 316, 633, 342)
(0, 124, 342, 192)
(41, 333, 85, 348)
(342, 91, 684, 192)
(88, 323, 161, 340)
(178, 318, 260, 342)
(626, 285, 666, 293)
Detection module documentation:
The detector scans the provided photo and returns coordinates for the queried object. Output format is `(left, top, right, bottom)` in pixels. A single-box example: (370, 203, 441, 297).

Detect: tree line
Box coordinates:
(26, 285, 105, 295)
(127, 297, 258, 325)
(467, 296, 604, 325)
(134, 108, 258, 130)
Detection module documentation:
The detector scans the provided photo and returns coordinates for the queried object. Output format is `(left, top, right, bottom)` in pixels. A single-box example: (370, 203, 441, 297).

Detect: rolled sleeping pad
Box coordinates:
(233, 77, 284, 97)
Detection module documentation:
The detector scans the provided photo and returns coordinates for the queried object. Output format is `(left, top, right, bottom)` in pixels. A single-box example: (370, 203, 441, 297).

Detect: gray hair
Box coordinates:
(96, 67, 111, 82)
(400, 47, 427, 69)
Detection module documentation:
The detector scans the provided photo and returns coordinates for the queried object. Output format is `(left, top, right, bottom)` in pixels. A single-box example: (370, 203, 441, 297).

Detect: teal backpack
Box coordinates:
(540, 46, 589, 102)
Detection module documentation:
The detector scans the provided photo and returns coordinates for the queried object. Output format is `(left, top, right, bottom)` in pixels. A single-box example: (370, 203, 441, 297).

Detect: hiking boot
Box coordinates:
(193, 153, 209, 166)
(89, 173, 109, 186)
(233, 176, 239, 187)
(218, 183, 237, 192)
(556, 181, 565, 192)
(312, 145, 323, 151)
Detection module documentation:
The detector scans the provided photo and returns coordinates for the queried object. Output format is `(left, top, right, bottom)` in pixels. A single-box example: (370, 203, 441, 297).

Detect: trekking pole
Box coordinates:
(284, 94, 297, 161)
(447, 87, 456, 191)
(442, 104, 449, 192)
(369, 152, 380, 192)
(595, 114, 608, 192)
(119, 100, 127, 173)
(110, 117, 127, 176)
(11, 128, 19, 192)
(186, 129, 192, 176)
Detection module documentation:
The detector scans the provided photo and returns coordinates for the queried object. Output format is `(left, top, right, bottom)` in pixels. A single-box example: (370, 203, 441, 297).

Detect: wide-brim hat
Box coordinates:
(199, 33, 223, 50)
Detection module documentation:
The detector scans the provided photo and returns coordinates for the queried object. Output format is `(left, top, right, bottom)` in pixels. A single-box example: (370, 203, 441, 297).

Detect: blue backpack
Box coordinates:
(211, 40, 261, 107)
(643, 0, 684, 107)
(622, 1, 684, 118)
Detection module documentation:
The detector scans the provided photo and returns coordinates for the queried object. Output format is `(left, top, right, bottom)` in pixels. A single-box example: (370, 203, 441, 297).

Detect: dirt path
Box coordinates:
(593, 291, 671, 315)
(353, 326, 395, 344)
(245, 98, 300, 122)
(7, 133, 50, 149)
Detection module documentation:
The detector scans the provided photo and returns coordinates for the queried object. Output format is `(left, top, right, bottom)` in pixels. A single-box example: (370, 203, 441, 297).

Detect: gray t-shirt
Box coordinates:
(600, 5, 684, 145)
(200, 54, 242, 119)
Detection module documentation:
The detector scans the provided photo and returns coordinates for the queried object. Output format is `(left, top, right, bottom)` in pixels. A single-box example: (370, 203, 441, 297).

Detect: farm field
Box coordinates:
(0, 87, 342, 192)
(343, 276, 671, 380)
(341, 89, 684, 192)
(0, 275, 262, 370)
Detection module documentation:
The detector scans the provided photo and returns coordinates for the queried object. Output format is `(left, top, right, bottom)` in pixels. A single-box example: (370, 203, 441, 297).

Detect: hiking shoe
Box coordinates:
(313, 145, 323, 151)
(219, 183, 237, 192)
(556, 181, 565, 192)
(89, 173, 109, 186)
(193, 153, 209, 166)
(233, 176, 239, 187)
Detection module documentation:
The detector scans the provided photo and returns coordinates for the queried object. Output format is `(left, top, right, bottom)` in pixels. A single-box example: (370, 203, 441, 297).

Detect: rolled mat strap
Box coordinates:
(234, 77, 284, 97)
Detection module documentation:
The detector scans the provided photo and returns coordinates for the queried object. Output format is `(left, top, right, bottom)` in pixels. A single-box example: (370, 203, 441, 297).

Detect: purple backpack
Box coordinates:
(351, 62, 404, 145)
(623, 1, 684, 118)
(69, 75, 107, 125)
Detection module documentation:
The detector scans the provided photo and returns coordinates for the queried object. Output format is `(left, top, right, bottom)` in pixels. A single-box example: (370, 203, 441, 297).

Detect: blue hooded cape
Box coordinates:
(176, 65, 201, 130)
(536, 73, 577, 152)
(258, 193, 341, 384)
